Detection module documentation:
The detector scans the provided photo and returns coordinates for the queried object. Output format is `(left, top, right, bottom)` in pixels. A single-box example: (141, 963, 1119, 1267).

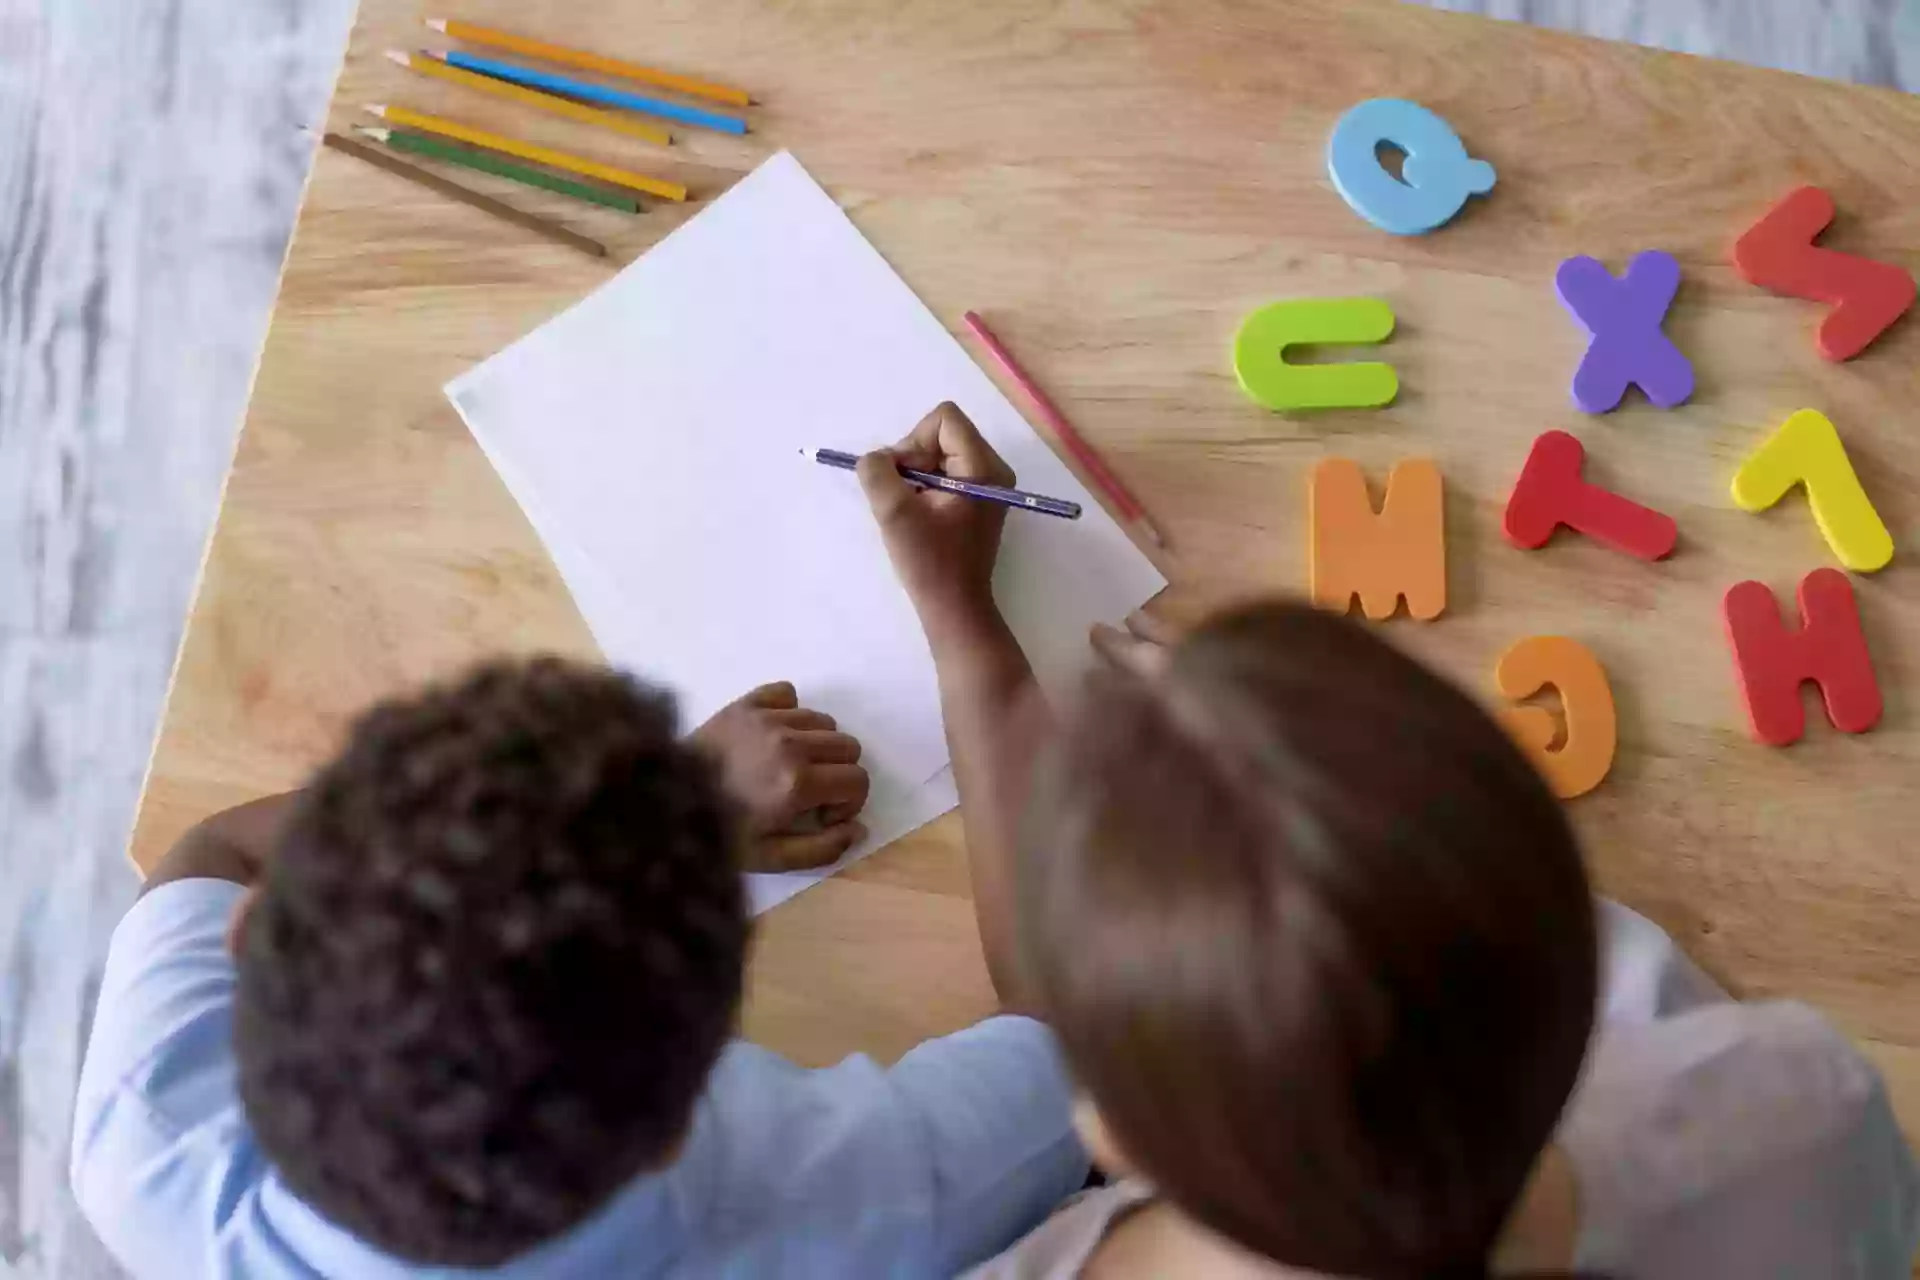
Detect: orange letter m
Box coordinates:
(1310, 458, 1446, 621)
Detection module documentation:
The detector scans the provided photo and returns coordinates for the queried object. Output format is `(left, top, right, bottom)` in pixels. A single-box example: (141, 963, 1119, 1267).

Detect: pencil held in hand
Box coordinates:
(804, 448, 1081, 520)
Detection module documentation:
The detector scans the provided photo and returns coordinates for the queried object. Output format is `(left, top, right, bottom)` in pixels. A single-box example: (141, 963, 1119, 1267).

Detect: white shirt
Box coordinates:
(71, 880, 1091, 1279)
(966, 902, 1920, 1279)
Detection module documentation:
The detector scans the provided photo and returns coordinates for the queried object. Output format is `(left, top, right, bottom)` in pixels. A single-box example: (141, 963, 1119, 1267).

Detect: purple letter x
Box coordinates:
(1555, 250, 1694, 414)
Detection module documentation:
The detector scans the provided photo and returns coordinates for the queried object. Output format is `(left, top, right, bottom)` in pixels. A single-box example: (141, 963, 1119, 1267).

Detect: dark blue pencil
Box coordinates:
(803, 448, 1082, 520)
(443, 50, 750, 135)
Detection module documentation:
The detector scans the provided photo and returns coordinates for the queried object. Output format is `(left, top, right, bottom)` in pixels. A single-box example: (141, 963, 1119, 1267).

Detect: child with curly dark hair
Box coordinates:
(71, 656, 1089, 1277)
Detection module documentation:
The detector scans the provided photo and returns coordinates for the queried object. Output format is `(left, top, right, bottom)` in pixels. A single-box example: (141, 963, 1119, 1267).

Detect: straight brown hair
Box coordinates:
(1018, 601, 1598, 1279)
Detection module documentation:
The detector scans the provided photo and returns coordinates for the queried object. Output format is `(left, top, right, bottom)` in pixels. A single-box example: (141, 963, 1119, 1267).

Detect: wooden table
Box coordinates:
(131, 0, 1920, 1126)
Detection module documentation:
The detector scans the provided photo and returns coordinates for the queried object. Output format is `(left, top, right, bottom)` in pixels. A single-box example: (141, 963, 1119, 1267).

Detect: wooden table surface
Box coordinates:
(130, 0, 1920, 1127)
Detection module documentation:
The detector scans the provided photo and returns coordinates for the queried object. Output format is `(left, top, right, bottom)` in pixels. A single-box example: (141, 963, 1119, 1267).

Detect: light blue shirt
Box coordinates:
(71, 880, 1089, 1279)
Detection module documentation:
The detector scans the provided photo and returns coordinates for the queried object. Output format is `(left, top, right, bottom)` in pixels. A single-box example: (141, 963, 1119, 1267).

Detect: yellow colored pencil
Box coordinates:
(385, 49, 671, 147)
(425, 17, 751, 108)
(363, 104, 688, 202)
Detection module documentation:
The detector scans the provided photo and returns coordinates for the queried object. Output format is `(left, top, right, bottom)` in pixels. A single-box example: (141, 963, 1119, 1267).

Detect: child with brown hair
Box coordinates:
(857, 406, 1920, 1280)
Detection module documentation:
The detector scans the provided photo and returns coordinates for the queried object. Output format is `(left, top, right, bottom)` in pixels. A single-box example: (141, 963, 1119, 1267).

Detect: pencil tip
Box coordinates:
(383, 49, 410, 67)
(363, 103, 387, 116)
(424, 16, 448, 32)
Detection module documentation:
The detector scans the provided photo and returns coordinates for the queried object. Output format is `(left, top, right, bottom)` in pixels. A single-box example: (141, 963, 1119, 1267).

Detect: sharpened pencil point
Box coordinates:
(364, 103, 388, 117)
(384, 49, 411, 68)
(424, 17, 449, 33)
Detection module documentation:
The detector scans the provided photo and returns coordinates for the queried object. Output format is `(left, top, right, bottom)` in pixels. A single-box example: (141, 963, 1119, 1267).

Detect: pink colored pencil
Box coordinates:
(962, 312, 1165, 549)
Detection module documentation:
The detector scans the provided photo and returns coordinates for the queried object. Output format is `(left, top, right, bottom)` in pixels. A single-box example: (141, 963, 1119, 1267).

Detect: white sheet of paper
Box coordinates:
(533, 490, 963, 915)
(447, 151, 1165, 910)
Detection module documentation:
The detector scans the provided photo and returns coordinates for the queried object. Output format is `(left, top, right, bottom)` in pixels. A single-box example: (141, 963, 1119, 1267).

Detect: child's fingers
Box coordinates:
(1126, 610, 1180, 648)
(787, 730, 862, 764)
(745, 681, 799, 710)
(754, 821, 868, 872)
(856, 449, 919, 521)
(795, 762, 870, 813)
(767, 708, 837, 731)
(1091, 621, 1169, 678)
(932, 401, 1014, 485)
(898, 404, 949, 455)
(818, 799, 864, 826)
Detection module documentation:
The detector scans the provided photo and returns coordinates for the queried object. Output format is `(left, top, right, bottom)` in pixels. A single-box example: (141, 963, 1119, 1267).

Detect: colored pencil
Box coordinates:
(961, 311, 1164, 547)
(363, 104, 689, 201)
(426, 17, 752, 108)
(320, 132, 607, 259)
(441, 50, 749, 137)
(802, 448, 1083, 521)
(386, 49, 671, 147)
(357, 125, 642, 213)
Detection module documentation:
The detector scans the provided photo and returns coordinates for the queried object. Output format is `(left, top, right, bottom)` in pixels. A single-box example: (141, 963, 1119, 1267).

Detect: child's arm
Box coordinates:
(858, 403, 1042, 1008)
(142, 790, 298, 894)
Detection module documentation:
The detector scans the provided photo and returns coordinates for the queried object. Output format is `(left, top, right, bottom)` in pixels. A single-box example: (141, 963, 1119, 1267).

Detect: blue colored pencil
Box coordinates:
(443, 50, 750, 135)
(803, 448, 1083, 521)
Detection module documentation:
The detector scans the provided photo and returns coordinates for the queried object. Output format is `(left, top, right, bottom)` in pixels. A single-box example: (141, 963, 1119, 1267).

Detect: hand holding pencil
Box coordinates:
(856, 402, 1021, 631)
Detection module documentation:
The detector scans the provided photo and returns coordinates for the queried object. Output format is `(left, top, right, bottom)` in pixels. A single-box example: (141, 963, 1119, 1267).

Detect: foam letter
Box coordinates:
(1234, 298, 1398, 412)
(1504, 431, 1677, 561)
(1555, 251, 1694, 413)
(1723, 570, 1882, 747)
(1496, 637, 1617, 800)
(1732, 187, 1916, 361)
(1310, 458, 1445, 621)
(1732, 409, 1893, 573)
(1326, 99, 1497, 235)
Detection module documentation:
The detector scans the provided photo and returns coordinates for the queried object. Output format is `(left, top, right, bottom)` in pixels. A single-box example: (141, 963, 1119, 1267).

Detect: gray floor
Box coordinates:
(0, 0, 1913, 1274)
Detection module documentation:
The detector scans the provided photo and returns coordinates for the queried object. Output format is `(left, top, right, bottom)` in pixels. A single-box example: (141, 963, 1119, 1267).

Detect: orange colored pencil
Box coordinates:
(425, 18, 751, 108)
(363, 104, 688, 202)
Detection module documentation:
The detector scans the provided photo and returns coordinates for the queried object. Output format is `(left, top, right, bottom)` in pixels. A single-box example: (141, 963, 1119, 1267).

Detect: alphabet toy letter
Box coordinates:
(1504, 431, 1677, 561)
(1310, 458, 1445, 621)
(1733, 187, 1916, 362)
(1496, 636, 1617, 800)
(1723, 570, 1882, 746)
(1732, 409, 1893, 573)
(1326, 99, 1497, 236)
(1554, 251, 1694, 414)
(1234, 298, 1399, 412)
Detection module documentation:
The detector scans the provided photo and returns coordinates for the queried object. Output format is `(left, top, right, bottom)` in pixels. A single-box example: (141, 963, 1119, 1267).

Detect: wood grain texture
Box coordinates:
(129, 0, 1920, 1126)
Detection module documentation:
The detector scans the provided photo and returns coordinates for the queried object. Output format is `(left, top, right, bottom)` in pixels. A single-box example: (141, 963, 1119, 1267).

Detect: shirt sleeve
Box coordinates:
(1594, 898, 1730, 1026)
(70, 879, 273, 1278)
(675, 1016, 1089, 1275)
(1563, 1000, 1920, 1280)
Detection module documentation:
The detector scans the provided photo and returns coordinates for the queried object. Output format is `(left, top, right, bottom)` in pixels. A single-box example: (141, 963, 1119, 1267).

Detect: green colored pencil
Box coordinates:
(355, 125, 642, 214)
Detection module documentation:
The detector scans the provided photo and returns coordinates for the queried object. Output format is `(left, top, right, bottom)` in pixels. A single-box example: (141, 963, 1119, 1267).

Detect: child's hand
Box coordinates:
(1090, 611, 1177, 678)
(857, 402, 1013, 640)
(693, 683, 870, 872)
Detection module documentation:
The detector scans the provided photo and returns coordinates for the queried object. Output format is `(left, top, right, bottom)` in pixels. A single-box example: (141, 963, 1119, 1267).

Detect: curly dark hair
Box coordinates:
(233, 658, 748, 1266)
